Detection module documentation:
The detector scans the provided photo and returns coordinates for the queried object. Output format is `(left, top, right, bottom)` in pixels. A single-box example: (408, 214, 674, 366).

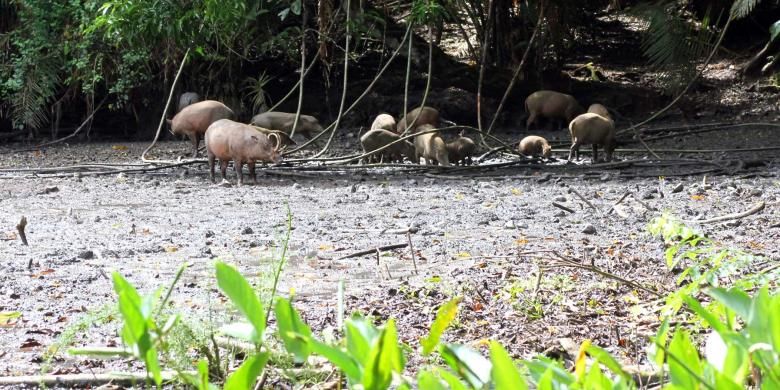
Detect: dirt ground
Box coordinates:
(0, 123, 779, 385)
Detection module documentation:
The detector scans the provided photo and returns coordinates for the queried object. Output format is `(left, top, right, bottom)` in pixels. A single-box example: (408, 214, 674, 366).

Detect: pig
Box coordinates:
(250, 112, 323, 140)
(446, 136, 476, 166)
(568, 112, 616, 163)
(360, 129, 415, 164)
(205, 119, 282, 186)
(167, 100, 235, 158)
(177, 92, 201, 113)
(524, 90, 584, 130)
(587, 103, 610, 118)
(370, 114, 397, 132)
(518, 135, 552, 158)
(397, 106, 440, 134)
(413, 124, 450, 166)
(250, 125, 297, 148)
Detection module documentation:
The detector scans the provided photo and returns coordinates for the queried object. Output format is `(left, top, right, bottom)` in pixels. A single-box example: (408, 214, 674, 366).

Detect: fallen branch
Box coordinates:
(605, 191, 631, 214)
(16, 216, 28, 246)
(567, 187, 600, 214)
(0, 371, 182, 387)
(336, 243, 408, 260)
(686, 202, 765, 224)
(630, 192, 657, 212)
(552, 202, 575, 214)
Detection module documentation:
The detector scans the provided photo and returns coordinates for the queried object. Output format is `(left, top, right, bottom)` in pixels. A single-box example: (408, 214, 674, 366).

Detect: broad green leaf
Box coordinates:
(275, 297, 313, 362)
(684, 295, 729, 334)
(648, 319, 670, 371)
(536, 367, 555, 390)
(440, 343, 491, 389)
(310, 339, 362, 384)
(586, 344, 632, 383)
(219, 322, 258, 342)
(144, 346, 162, 387)
(771, 20, 780, 42)
(524, 357, 575, 386)
(707, 363, 745, 390)
(346, 315, 379, 364)
(198, 359, 218, 390)
(224, 352, 269, 390)
(421, 297, 461, 355)
(417, 370, 448, 390)
(215, 262, 266, 343)
(363, 320, 405, 390)
(433, 367, 468, 390)
(490, 341, 526, 390)
(574, 339, 591, 380)
(708, 288, 751, 320)
(667, 329, 703, 389)
(583, 362, 613, 389)
(68, 346, 133, 357)
(112, 273, 149, 353)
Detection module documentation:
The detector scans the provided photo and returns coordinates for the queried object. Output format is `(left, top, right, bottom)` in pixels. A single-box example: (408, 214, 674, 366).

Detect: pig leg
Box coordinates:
(208, 152, 216, 183)
(189, 134, 200, 158)
(248, 161, 257, 184)
(568, 142, 581, 161)
(235, 159, 244, 186)
(220, 159, 229, 182)
(526, 113, 536, 130)
(592, 145, 599, 163)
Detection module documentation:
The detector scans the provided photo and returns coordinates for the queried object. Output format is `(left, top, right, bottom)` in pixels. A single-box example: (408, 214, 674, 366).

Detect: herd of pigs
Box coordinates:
(167, 90, 615, 185)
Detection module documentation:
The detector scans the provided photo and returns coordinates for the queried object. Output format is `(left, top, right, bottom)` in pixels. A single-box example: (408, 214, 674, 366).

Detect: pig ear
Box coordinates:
(268, 133, 281, 150)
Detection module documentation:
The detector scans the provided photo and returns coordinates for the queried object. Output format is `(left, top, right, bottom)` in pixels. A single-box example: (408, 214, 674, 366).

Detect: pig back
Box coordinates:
(173, 100, 234, 136)
(397, 107, 439, 133)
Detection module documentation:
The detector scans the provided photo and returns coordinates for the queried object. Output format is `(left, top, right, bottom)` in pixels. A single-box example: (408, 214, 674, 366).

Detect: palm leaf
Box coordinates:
(730, 0, 761, 20)
(12, 59, 60, 129)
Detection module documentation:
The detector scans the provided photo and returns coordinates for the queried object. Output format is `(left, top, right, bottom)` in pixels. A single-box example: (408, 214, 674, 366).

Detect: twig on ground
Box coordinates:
(630, 192, 657, 212)
(336, 243, 409, 260)
(0, 372, 183, 387)
(606, 191, 631, 214)
(567, 187, 600, 214)
(407, 231, 418, 275)
(552, 202, 575, 214)
(686, 202, 766, 224)
(16, 216, 28, 246)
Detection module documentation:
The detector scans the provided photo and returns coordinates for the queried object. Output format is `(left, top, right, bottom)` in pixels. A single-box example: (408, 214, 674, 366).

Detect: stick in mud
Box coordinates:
(567, 187, 600, 214)
(407, 231, 418, 275)
(552, 202, 575, 214)
(687, 201, 765, 224)
(16, 216, 28, 246)
(336, 243, 408, 260)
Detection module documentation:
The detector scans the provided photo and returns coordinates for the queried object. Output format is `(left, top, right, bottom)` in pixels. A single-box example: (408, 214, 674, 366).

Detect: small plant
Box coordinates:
(242, 72, 274, 114)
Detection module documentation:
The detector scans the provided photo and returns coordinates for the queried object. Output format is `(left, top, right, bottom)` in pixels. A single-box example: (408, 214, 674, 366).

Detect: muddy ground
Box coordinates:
(0, 119, 779, 386)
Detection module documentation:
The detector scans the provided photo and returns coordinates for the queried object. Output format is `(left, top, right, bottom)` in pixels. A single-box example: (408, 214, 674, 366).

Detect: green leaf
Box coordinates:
(215, 262, 266, 343)
(417, 370, 448, 390)
(421, 297, 461, 356)
(67, 346, 133, 357)
(112, 272, 149, 352)
(346, 315, 379, 364)
(667, 329, 703, 389)
(524, 357, 575, 387)
(220, 322, 259, 342)
(440, 343, 491, 389)
(770, 20, 780, 42)
(310, 339, 362, 384)
(224, 352, 269, 390)
(433, 367, 469, 390)
(275, 297, 313, 362)
(0, 311, 21, 325)
(684, 295, 728, 334)
(144, 346, 163, 387)
(490, 341, 526, 390)
(583, 362, 613, 389)
(585, 344, 631, 383)
(709, 288, 751, 321)
(648, 319, 670, 371)
(363, 319, 406, 390)
(197, 359, 217, 390)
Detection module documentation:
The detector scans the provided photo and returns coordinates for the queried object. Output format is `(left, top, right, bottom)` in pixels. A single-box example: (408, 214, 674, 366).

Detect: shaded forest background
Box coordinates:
(1, 0, 779, 141)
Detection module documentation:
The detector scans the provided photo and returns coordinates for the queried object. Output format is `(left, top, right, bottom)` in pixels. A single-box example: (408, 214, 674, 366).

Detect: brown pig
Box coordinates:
(360, 129, 415, 164)
(587, 103, 611, 118)
(568, 113, 615, 163)
(446, 136, 476, 166)
(370, 114, 397, 132)
(167, 100, 235, 158)
(250, 112, 323, 140)
(177, 92, 201, 113)
(205, 119, 282, 186)
(413, 124, 450, 166)
(396, 106, 440, 134)
(524, 90, 584, 130)
(518, 135, 552, 158)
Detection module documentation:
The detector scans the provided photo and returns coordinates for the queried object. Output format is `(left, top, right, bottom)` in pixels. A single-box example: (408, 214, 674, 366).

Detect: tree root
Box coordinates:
(686, 202, 766, 224)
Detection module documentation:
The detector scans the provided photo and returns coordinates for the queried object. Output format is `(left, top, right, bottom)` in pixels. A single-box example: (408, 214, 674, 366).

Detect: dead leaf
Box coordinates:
(515, 237, 529, 246)
(472, 302, 484, 311)
(111, 145, 128, 151)
(456, 252, 471, 259)
(20, 338, 41, 349)
(318, 244, 334, 251)
(31, 269, 55, 278)
(511, 188, 522, 196)
(0, 311, 21, 326)
(164, 246, 178, 253)
(454, 193, 465, 201)
(691, 194, 705, 201)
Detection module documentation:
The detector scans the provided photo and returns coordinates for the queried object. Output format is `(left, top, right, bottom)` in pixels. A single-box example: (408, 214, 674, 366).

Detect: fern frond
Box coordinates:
(12, 59, 60, 129)
(632, 1, 718, 94)
(730, 0, 761, 20)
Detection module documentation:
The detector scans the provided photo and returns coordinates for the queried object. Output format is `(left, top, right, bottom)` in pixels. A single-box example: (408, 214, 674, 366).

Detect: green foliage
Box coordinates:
(632, 1, 718, 95)
(421, 297, 461, 355)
